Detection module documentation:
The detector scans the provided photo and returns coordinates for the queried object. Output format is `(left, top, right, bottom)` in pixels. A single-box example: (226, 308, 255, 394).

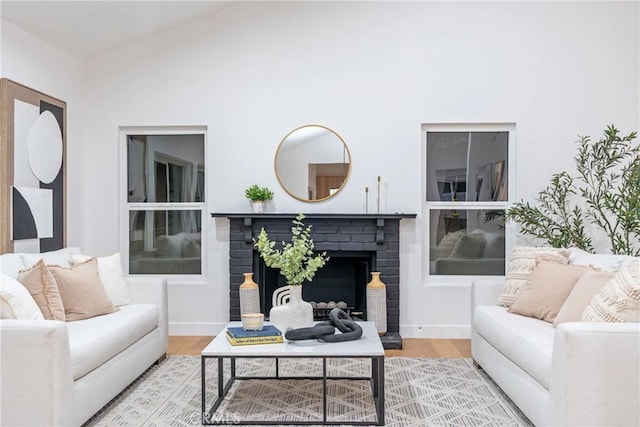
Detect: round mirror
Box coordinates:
(275, 125, 351, 202)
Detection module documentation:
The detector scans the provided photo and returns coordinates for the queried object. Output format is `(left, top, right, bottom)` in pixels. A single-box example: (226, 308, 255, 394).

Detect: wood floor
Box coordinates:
(168, 336, 471, 358)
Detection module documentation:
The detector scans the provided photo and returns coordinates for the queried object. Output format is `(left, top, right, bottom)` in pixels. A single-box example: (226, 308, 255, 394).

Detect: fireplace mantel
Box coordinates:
(211, 212, 416, 244)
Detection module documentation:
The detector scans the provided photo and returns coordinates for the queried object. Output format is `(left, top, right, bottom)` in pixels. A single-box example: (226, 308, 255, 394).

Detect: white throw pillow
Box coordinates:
(568, 247, 633, 272)
(69, 253, 131, 306)
(20, 246, 82, 269)
(0, 273, 45, 320)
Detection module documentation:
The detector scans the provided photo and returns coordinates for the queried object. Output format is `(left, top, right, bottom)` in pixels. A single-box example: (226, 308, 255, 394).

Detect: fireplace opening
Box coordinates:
(256, 251, 374, 320)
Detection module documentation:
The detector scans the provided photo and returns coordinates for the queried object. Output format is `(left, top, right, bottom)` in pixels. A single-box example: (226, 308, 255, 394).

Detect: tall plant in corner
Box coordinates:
(506, 125, 640, 255)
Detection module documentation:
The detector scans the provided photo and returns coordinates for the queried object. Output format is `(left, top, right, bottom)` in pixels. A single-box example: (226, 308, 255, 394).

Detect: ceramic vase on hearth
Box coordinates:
(239, 272, 260, 316)
(366, 272, 387, 335)
(269, 285, 313, 333)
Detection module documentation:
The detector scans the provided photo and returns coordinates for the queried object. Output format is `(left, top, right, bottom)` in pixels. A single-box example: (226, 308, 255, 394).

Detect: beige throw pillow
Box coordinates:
(69, 253, 131, 306)
(17, 259, 65, 321)
(497, 246, 569, 308)
(508, 261, 592, 323)
(553, 270, 615, 326)
(48, 258, 118, 321)
(582, 259, 640, 323)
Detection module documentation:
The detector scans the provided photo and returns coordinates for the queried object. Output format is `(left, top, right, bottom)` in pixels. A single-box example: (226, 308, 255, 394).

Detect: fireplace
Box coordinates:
(211, 213, 416, 349)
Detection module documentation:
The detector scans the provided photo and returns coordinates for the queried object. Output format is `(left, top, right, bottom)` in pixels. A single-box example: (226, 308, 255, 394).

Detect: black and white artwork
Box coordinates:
(1, 79, 66, 253)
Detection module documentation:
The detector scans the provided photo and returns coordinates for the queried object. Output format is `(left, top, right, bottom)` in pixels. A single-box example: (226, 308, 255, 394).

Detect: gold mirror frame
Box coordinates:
(274, 125, 351, 202)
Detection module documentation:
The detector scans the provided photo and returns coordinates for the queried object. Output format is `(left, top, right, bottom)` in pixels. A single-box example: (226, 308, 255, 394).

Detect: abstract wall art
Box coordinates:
(1, 79, 66, 253)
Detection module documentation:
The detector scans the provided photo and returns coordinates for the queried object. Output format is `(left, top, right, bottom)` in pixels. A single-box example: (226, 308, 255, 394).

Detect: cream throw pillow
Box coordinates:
(435, 230, 466, 259)
(553, 270, 615, 326)
(70, 253, 131, 306)
(508, 261, 592, 323)
(49, 258, 118, 321)
(497, 246, 569, 308)
(0, 273, 45, 320)
(582, 259, 640, 323)
(17, 259, 65, 321)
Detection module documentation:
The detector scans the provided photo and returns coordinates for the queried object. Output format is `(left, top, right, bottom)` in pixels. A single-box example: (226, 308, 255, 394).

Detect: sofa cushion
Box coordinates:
(0, 274, 44, 320)
(435, 230, 466, 259)
(450, 232, 486, 258)
(70, 253, 131, 306)
(508, 261, 592, 323)
(483, 233, 506, 258)
(0, 253, 27, 279)
(66, 304, 159, 380)
(497, 247, 569, 308)
(582, 258, 640, 322)
(569, 247, 633, 272)
(49, 258, 118, 321)
(155, 233, 185, 257)
(20, 246, 82, 269)
(474, 305, 554, 388)
(554, 270, 615, 326)
(17, 259, 65, 321)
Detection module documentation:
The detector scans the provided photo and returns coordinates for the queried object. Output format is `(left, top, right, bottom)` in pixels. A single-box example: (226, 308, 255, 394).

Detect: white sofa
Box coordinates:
(471, 279, 640, 427)
(0, 247, 168, 426)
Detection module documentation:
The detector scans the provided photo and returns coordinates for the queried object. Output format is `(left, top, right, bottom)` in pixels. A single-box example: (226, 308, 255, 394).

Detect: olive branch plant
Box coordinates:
(506, 125, 640, 256)
(254, 213, 329, 286)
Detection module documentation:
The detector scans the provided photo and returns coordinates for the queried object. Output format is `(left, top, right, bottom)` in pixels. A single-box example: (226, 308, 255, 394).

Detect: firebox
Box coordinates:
(256, 251, 374, 321)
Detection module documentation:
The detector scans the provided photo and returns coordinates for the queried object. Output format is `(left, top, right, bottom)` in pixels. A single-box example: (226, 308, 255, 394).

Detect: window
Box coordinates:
(424, 124, 514, 278)
(120, 128, 206, 277)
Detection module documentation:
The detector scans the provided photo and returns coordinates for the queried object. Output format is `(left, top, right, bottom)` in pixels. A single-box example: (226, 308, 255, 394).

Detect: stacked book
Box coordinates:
(225, 325, 283, 346)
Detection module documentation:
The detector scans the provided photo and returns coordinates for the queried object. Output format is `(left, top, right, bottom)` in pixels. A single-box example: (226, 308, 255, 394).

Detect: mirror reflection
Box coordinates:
(275, 125, 350, 202)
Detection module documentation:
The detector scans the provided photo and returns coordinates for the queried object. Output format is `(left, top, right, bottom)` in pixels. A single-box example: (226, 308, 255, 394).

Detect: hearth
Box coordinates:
(211, 213, 416, 349)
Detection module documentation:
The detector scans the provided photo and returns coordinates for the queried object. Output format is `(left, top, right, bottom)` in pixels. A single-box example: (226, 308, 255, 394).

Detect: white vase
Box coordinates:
(269, 285, 313, 333)
(251, 201, 265, 213)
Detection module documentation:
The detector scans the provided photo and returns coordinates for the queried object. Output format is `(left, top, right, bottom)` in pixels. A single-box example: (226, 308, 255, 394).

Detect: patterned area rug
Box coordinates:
(84, 356, 532, 427)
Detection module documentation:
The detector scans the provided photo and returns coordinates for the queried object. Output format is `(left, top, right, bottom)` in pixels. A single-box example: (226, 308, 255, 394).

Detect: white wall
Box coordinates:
(0, 20, 86, 249)
(4, 2, 639, 337)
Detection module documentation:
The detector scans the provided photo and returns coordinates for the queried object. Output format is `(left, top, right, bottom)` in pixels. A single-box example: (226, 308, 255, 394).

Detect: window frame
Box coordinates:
(119, 126, 207, 283)
(422, 123, 516, 285)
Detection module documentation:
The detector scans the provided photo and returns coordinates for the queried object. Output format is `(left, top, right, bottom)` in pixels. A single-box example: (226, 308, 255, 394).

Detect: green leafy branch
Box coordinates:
(506, 125, 639, 255)
(254, 213, 329, 286)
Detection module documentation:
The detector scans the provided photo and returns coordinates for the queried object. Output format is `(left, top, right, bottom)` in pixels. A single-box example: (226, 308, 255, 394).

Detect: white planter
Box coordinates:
(269, 285, 313, 333)
(251, 201, 265, 213)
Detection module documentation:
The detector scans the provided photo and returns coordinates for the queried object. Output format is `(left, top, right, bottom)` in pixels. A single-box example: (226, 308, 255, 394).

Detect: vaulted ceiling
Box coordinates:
(1, 1, 231, 60)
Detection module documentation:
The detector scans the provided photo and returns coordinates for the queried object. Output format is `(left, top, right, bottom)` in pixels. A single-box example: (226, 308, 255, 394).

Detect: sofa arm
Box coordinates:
(0, 320, 74, 426)
(125, 276, 169, 352)
(550, 322, 640, 426)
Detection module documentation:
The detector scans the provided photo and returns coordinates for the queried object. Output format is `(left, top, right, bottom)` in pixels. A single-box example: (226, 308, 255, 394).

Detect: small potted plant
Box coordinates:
(245, 184, 274, 213)
(254, 213, 329, 331)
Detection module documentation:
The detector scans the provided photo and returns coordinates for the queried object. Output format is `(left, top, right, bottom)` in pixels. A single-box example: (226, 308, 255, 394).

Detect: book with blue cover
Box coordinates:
(226, 325, 282, 339)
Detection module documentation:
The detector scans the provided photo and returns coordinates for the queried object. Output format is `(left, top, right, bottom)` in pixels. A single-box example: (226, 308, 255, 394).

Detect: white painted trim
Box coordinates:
(421, 123, 516, 284)
(400, 324, 471, 339)
(169, 322, 226, 337)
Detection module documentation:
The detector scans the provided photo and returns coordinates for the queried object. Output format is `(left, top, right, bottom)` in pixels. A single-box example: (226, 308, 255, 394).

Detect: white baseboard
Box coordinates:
(400, 324, 471, 339)
(169, 322, 226, 336)
(169, 322, 472, 339)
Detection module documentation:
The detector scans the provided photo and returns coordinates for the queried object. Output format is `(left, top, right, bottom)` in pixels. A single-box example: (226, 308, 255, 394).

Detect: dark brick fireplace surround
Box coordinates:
(211, 213, 416, 349)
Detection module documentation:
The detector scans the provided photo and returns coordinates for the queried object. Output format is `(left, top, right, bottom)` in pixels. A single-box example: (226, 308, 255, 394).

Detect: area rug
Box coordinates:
(84, 356, 532, 427)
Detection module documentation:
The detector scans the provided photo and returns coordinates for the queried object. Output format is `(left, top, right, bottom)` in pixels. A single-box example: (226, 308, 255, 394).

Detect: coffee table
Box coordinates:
(201, 321, 385, 425)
